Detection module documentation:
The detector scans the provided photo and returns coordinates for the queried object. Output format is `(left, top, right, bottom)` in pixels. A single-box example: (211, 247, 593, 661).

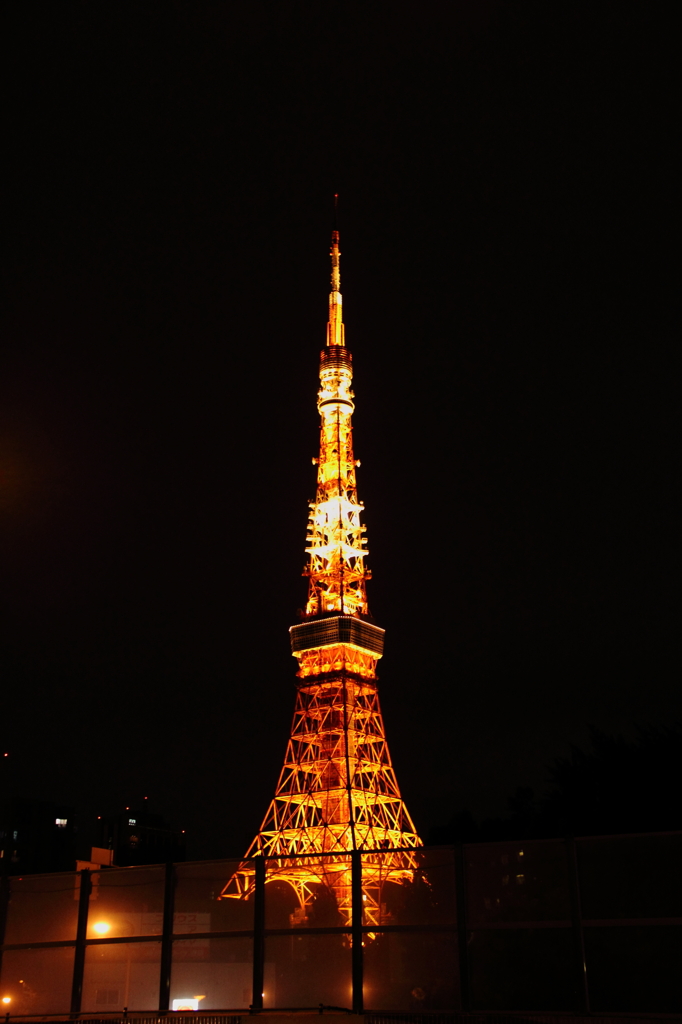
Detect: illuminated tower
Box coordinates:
(222, 207, 421, 926)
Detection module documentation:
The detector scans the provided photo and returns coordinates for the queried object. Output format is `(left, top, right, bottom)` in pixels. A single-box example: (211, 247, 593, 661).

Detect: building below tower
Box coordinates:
(96, 804, 186, 867)
(0, 798, 76, 875)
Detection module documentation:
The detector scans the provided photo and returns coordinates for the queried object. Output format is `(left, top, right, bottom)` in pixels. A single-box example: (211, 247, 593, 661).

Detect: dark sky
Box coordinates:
(1, 2, 676, 859)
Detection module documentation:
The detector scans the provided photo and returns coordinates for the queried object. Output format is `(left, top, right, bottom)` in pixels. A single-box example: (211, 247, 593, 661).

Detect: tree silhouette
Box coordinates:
(430, 723, 682, 842)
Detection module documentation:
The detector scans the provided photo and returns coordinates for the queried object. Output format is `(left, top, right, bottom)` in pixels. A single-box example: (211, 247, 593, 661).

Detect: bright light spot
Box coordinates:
(128, 818, 136, 825)
(93, 921, 110, 935)
(172, 998, 199, 1011)
(55, 818, 67, 827)
(2, 997, 11, 1004)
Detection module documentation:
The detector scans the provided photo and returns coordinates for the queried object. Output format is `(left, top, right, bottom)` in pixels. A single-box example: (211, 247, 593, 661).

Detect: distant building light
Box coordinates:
(172, 998, 199, 1011)
(128, 818, 136, 825)
(55, 819, 67, 828)
(2, 997, 12, 1004)
(13, 831, 18, 840)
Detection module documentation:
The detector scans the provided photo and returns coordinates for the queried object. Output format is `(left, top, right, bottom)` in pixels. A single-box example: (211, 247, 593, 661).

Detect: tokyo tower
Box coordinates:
(222, 204, 421, 926)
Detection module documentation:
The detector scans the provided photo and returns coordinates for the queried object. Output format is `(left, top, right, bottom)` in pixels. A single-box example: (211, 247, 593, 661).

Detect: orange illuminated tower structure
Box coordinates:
(222, 207, 421, 926)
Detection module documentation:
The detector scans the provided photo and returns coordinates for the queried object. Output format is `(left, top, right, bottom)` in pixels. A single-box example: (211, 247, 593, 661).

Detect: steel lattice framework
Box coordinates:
(221, 211, 421, 927)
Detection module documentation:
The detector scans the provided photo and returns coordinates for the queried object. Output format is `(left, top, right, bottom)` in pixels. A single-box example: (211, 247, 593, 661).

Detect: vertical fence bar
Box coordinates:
(351, 850, 363, 1013)
(566, 837, 590, 1013)
(70, 868, 92, 1015)
(453, 844, 470, 1011)
(251, 856, 265, 1012)
(0, 874, 10, 983)
(158, 861, 176, 1013)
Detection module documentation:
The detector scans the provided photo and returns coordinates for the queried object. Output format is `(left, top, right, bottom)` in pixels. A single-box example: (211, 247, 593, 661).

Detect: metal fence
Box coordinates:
(0, 835, 679, 1016)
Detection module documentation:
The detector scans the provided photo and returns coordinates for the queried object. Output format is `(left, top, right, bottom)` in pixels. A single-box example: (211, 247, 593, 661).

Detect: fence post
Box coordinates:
(453, 844, 470, 1011)
(566, 837, 590, 1013)
(251, 857, 266, 1012)
(351, 850, 363, 1014)
(70, 868, 92, 1015)
(158, 861, 176, 1013)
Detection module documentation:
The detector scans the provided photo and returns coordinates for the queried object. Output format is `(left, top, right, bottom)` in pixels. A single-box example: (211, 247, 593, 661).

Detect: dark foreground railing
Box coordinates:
(0, 1013, 676, 1024)
(0, 835, 679, 1016)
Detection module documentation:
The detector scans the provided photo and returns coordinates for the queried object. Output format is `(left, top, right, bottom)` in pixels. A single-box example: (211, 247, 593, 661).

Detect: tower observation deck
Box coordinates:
(221, 205, 421, 927)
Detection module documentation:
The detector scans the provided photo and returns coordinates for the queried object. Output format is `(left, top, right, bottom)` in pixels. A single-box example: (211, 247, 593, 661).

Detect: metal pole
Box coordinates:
(251, 857, 266, 1012)
(158, 861, 176, 1013)
(70, 868, 92, 1015)
(453, 844, 470, 1012)
(351, 849, 363, 1013)
(566, 837, 590, 1013)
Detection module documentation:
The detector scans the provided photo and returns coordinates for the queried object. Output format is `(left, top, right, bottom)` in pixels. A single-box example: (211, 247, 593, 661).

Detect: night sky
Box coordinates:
(2, 3, 677, 860)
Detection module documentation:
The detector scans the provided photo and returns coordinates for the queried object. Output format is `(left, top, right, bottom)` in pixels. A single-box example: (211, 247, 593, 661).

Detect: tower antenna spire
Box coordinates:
(328, 194, 343, 346)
